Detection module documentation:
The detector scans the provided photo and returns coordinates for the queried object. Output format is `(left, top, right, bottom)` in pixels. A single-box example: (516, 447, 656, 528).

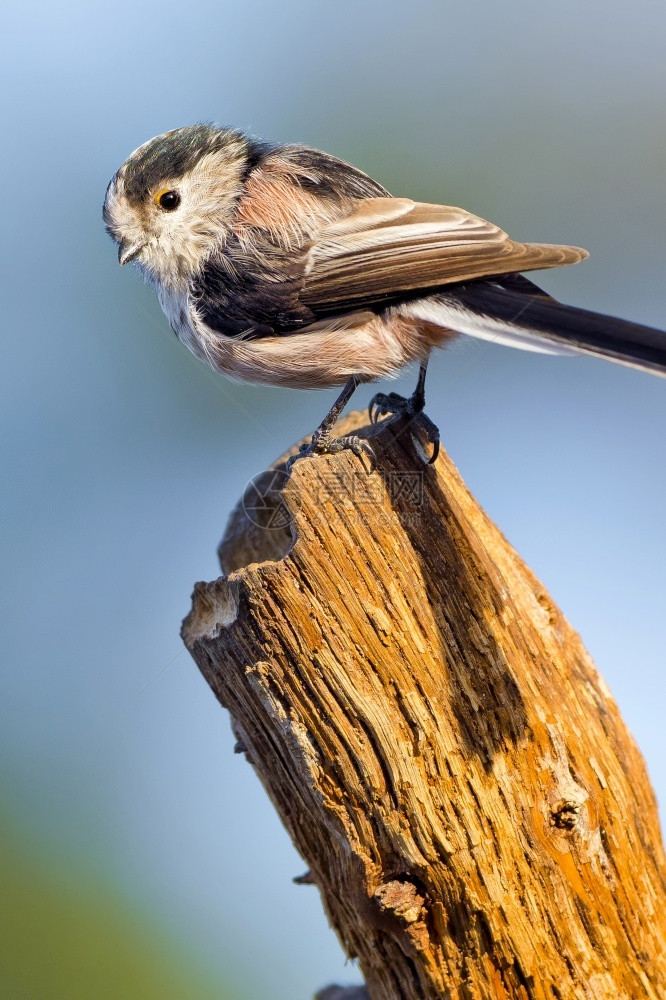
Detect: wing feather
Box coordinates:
(302, 198, 588, 312)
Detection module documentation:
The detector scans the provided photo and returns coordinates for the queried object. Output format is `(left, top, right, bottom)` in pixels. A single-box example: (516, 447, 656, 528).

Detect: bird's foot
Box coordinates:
(287, 430, 376, 474)
(369, 391, 440, 464)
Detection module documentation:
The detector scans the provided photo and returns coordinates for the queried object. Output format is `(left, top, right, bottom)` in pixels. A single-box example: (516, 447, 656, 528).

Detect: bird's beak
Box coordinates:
(118, 239, 146, 266)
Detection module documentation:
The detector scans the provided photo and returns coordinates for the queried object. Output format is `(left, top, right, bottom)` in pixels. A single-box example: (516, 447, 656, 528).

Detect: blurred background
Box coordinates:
(2, 1, 665, 996)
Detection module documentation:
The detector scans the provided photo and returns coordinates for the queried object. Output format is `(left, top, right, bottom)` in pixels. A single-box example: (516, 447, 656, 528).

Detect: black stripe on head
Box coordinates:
(122, 125, 251, 204)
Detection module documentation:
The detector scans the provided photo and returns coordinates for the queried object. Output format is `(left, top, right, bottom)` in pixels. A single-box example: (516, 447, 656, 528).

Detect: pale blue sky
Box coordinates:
(2, 2, 665, 996)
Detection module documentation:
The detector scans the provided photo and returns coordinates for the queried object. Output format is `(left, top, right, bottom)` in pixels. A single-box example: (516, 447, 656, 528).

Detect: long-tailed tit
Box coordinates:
(103, 125, 665, 466)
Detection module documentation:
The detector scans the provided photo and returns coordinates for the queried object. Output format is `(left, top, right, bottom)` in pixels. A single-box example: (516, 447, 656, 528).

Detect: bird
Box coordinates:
(103, 124, 666, 467)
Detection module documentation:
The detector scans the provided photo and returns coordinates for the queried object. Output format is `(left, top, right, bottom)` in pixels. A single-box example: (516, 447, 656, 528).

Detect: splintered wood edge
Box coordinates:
(182, 410, 410, 644)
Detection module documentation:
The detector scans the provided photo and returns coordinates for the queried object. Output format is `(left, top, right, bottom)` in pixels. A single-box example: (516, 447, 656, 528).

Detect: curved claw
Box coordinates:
(411, 410, 440, 465)
(368, 390, 441, 466)
(332, 435, 377, 473)
(369, 391, 408, 425)
(287, 432, 376, 474)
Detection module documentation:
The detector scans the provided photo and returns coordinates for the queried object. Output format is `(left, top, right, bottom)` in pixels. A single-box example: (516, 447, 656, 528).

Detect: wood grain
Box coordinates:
(182, 410, 666, 999)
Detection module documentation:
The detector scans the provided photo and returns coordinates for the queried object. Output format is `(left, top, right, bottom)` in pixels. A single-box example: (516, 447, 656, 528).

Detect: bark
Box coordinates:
(182, 410, 666, 1000)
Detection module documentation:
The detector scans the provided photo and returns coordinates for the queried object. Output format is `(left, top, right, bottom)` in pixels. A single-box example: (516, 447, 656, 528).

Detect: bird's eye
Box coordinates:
(157, 190, 180, 211)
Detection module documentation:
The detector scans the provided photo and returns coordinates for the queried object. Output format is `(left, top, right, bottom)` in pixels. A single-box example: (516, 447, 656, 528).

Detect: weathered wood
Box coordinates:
(182, 410, 666, 1000)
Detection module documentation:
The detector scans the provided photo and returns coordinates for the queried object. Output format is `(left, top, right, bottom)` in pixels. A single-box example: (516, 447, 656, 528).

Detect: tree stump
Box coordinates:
(182, 410, 666, 1000)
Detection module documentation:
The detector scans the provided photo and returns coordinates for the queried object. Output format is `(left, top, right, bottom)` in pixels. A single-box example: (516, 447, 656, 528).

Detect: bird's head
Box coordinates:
(103, 125, 257, 288)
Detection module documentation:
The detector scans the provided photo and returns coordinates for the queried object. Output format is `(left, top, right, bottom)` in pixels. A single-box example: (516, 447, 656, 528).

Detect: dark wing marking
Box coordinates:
(493, 272, 556, 299)
(301, 198, 588, 313)
(191, 234, 315, 340)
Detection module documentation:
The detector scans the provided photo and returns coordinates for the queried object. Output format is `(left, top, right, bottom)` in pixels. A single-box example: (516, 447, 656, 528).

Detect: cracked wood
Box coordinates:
(182, 410, 666, 1000)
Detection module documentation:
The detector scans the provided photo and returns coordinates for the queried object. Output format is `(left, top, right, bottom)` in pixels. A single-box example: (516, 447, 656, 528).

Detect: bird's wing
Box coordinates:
(301, 198, 588, 313)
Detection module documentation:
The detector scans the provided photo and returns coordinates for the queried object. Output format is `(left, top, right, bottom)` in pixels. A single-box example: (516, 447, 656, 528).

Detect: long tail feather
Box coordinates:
(412, 278, 666, 377)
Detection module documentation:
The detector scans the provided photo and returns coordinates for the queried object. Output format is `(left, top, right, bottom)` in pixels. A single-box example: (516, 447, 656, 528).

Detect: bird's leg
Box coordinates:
(287, 376, 376, 472)
(369, 361, 440, 464)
